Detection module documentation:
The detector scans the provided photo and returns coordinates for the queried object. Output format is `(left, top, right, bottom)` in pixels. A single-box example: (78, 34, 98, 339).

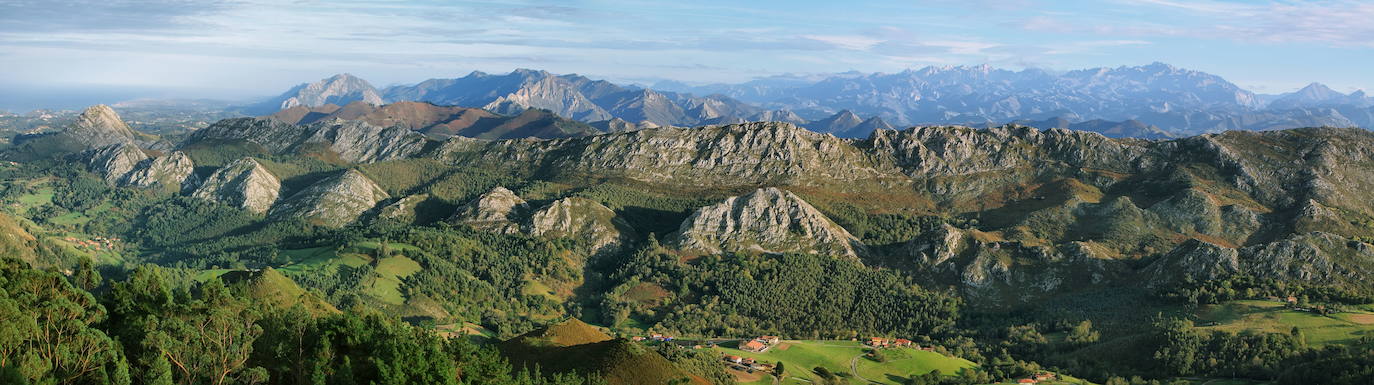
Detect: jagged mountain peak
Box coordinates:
(191, 157, 281, 214)
(525, 197, 636, 255)
(450, 186, 528, 234)
(671, 187, 864, 258)
(270, 169, 388, 227)
(63, 105, 138, 148)
(253, 73, 385, 114)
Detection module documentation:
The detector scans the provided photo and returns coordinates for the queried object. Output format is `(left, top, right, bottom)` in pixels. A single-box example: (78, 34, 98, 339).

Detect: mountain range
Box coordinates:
(250, 63, 1374, 139)
(10, 100, 1374, 384)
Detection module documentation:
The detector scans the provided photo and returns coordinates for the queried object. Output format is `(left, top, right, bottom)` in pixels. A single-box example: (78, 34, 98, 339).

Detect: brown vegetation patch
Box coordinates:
(623, 282, 671, 304)
(1348, 314, 1374, 325)
(727, 366, 766, 383)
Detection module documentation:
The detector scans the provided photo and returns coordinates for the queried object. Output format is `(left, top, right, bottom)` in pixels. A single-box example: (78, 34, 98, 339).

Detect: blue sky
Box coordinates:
(1, 0, 1371, 102)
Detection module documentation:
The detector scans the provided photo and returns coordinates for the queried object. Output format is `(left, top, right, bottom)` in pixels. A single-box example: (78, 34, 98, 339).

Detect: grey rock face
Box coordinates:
(526, 197, 636, 254)
(63, 105, 138, 149)
(450, 186, 528, 234)
(260, 74, 384, 112)
(437, 122, 901, 186)
(270, 169, 388, 226)
(87, 143, 148, 184)
(671, 187, 863, 258)
(188, 118, 428, 163)
(191, 158, 281, 214)
(120, 151, 196, 191)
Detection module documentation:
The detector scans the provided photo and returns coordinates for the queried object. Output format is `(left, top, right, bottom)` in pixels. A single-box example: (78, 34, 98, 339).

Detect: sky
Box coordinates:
(1, 0, 1372, 107)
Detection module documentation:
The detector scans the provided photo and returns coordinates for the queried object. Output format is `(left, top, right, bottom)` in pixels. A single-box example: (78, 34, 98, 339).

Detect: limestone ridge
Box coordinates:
(525, 197, 636, 255)
(62, 105, 138, 149)
(436, 122, 899, 186)
(1144, 232, 1374, 290)
(191, 158, 282, 214)
(450, 186, 529, 234)
(85, 144, 195, 190)
(270, 169, 389, 227)
(187, 117, 428, 163)
(671, 187, 864, 258)
(87, 144, 148, 184)
(452, 188, 635, 254)
(120, 151, 197, 191)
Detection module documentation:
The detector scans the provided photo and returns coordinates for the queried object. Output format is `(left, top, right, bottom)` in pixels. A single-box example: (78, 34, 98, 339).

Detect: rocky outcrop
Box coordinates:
(270, 169, 388, 226)
(450, 187, 528, 234)
(526, 197, 636, 254)
(437, 122, 902, 186)
(120, 151, 196, 190)
(1143, 232, 1374, 290)
(451, 189, 636, 253)
(1141, 239, 1241, 289)
(378, 194, 430, 223)
(671, 187, 863, 257)
(187, 117, 429, 163)
(191, 158, 282, 214)
(62, 105, 138, 149)
(87, 143, 148, 184)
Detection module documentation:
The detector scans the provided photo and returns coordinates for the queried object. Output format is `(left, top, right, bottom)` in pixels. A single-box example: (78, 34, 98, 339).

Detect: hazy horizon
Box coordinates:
(3, 0, 1373, 111)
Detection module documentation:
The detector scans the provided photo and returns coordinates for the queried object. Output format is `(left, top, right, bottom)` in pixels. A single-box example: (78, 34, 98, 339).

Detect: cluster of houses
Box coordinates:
(629, 333, 675, 342)
(64, 236, 120, 251)
(865, 337, 933, 351)
(1016, 373, 1058, 384)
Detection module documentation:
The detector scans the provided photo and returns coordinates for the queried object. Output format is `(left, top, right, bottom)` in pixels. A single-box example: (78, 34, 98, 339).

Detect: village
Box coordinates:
(63, 235, 121, 252)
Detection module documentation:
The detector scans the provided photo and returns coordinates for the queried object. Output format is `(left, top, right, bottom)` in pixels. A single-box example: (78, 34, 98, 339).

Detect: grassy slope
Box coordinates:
(1195, 300, 1374, 346)
(501, 319, 708, 385)
(713, 340, 974, 385)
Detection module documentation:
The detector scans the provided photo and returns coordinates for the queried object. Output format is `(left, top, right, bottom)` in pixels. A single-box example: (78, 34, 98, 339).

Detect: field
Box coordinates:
(1195, 300, 1374, 346)
(711, 340, 976, 385)
(277, 242, 423, 305)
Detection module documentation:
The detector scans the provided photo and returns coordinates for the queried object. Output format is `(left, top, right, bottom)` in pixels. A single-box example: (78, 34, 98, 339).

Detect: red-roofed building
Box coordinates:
(742, 340, 768, 352)
(725, 355, 742, 364)
(1018, 379, 1037, 384)
(893, 338, 912, 347)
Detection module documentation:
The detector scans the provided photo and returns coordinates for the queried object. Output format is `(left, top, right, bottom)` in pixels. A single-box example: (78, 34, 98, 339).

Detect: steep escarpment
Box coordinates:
(187, 117, 429, 163)
(450, 186, 528, 234)
(120, 151, 196, 190)
(526, 197, 636, 255)
(437, 121, 904, 187)
(270, 169, 389, 227)
(87, 144, 148, 184)
(190, 158, 282, 214)
(671, 187, 864, 258)
(61, 105, 140, 149)
(86, 144, 195, 190)
(1144, 232, 1374, 291)
(271, 101, 599, 139)
(451, 188, 636, 254)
